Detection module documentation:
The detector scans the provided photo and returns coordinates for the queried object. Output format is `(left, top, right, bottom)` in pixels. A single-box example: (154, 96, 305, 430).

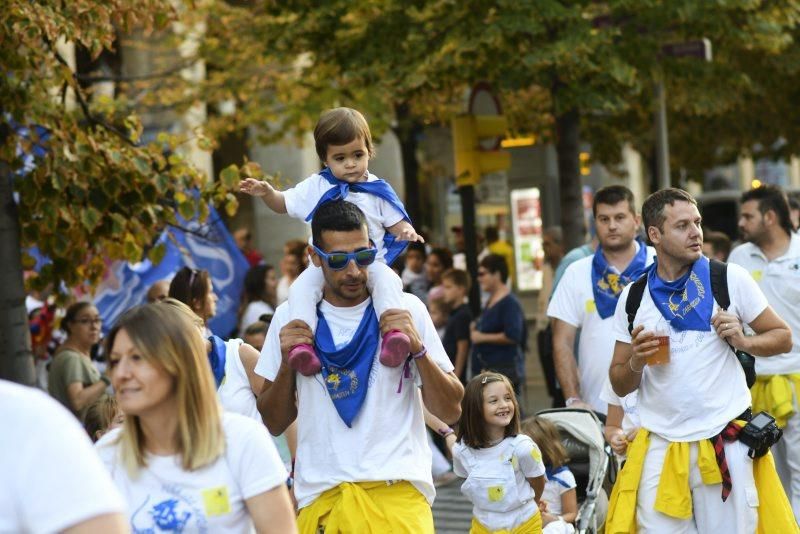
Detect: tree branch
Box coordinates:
(76, 58, 199, 83)
(45, 37, 139, 147)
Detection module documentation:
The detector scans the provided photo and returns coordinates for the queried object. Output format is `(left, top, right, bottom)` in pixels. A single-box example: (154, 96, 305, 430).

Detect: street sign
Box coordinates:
(468, 82, 503, 150)
(661, 39, 712, 61)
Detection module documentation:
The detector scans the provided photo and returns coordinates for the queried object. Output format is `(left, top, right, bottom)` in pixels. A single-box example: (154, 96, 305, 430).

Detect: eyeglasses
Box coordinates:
(312, 244, 377, 271)
(74, 317, 102, 326)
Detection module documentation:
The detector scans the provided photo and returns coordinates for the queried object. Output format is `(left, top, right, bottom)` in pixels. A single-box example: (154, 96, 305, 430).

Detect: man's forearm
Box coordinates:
(741, 326, 792, 357)
(553, 344, 581, 399)
(417, 355, 464, 424)
(609, 359, 642, 397)
(257, 363, 297, 436)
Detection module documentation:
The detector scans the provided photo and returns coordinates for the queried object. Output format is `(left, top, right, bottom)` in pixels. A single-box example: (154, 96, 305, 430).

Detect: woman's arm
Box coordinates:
(66, 379, 107, 413)
(245, 485, 298, 534)
(239, 343, 266, 396)
(527, 475, 545, 504)
(470, 330, 516, 345)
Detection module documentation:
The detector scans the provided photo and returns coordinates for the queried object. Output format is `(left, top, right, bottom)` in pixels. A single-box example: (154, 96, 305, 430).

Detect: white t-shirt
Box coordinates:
(96, 412, 287, 533)
(452, 435, 546, 530)
(0, 380, 125, 533)
(728, 234, 800, 375)
(239, 301, 275, 334)
(283, 172, 406, 260)
(255, 293, 453, 509)
(541, 467, 577, 516)
(599, 377, 640, 434)
(276, 276, 291, 305)
(547, 245, 656, 414)
(218, 338, 260, 422)
(612, 262, 768, 441)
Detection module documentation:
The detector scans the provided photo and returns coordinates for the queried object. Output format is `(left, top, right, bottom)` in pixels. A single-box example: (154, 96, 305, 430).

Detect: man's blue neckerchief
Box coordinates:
(647, 256, 712, 331)
(546, 465, 572, 489)
(315, 301, 380, 428)
(305, 167, 411, 265)
(207, 335, 227, 388)
(591, 240, 648, 319)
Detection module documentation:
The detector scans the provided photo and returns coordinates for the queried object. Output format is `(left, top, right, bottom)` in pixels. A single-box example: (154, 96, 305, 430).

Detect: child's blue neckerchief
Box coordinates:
(647, 256, 713, 331)
(546, 465, 572, 489)
(315, 301, 380, 428)
(591, 239, 648, 319)
(305, 167, 411, 264)
(207, 335, 227, 388)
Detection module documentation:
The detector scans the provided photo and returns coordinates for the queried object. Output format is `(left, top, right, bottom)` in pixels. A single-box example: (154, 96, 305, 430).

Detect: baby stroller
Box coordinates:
(536, 408, 609, 534)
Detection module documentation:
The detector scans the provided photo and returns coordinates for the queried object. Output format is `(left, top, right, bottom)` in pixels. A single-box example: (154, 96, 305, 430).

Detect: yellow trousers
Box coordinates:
(751, 373, 800, 428)
(606, 428, 797, 534)
(297, 480, 434, 534)
(470, 510, 542, 534)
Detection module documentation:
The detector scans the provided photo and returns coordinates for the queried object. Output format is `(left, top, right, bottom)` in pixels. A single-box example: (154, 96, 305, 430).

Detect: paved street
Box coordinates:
(432, 477, 471, 533)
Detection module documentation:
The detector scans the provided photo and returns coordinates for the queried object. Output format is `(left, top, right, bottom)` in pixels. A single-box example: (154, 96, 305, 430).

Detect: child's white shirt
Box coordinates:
(283, 171, 406, 261)
(452, 435, 545, 531)
(541, 466, 576, 516)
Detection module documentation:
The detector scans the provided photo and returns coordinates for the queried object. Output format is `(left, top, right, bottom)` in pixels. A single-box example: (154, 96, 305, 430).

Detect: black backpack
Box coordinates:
(624, 259, 757, 388)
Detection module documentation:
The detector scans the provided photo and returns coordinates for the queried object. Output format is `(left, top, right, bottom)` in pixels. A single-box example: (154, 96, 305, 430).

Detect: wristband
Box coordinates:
(629, 357, 644, 373)
(410, 345, 427, 360)
(565, 396, 582, 407)
(437, 427, 455, 438)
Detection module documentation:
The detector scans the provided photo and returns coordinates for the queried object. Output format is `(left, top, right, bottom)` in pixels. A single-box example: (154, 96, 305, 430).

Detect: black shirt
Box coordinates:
(442, 303, 472, 383)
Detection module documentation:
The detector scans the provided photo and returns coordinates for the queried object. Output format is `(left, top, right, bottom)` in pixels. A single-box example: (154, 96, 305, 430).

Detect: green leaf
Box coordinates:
(80, 206, 101, 231)
(219, 165, 240, 189)
(147, 243, 167, 265)
(178, 199, 196, 220)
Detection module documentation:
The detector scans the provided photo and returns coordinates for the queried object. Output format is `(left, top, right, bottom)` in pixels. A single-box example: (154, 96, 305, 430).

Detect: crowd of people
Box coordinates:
(4, 104, 800, 533)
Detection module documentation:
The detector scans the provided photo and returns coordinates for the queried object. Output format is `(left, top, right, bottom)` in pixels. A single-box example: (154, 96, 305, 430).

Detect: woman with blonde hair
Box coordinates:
(96, 303, 296, 533)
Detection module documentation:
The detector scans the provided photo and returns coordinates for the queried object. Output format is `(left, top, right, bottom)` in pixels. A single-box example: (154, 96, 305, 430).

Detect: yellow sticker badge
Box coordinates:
(585, 300, 596, 313)
(530, 446, 542, 463)
(202, 486, 231, 517)
(487, 485, 505, 502)
(751, 270, 763, 282)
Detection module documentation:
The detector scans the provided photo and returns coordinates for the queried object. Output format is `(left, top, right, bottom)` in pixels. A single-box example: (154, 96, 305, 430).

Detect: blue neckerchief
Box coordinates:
(546, 465, 571, 489)
(591, 240, 648, 319)
(207, 335, 227, 388)
(305, 168, 411, 265)
(315, 301, 380, 427)
(647, 256, 712, 331)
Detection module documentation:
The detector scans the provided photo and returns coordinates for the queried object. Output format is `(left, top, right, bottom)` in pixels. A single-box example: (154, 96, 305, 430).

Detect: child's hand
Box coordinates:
(399, 227, 424, 243)
(240, 177, 274, 197)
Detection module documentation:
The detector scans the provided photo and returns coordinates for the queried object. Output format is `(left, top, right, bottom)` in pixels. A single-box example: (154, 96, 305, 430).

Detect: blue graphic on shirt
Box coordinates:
(131, 486, 207, 533)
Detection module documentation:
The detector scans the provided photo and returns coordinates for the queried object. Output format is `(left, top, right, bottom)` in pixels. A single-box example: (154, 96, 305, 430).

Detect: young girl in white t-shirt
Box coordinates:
(240, 107, 423, 376)
(451, 372, 547, 533)
(522, 417, 578, 534)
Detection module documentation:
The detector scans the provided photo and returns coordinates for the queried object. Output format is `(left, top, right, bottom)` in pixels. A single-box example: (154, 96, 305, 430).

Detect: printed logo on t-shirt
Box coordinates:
(751, 270, 763, 282)
(325, 366, 359, 400)
(131, 486, 207, 533)
(201, 486, 231, 517)
(487, 485, 505, 502)
(585, 300, 596, 313)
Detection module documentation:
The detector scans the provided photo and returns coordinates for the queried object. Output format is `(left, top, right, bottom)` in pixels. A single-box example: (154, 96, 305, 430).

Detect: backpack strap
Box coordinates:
(709, 259, 730, 310)
(625, 273, 649, 335)
(709, 259, 756, 388)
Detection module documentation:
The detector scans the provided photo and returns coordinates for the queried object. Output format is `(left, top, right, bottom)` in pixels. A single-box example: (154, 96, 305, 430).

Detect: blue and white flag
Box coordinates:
(94, 206, 249, 337)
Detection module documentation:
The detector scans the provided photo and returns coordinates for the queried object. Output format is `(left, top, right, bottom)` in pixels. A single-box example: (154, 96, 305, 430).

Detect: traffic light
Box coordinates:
(451, 114, 511, 187)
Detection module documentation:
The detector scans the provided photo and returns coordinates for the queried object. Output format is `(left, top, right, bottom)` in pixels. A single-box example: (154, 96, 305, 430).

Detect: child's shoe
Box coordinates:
(379, 330, 411, 367)
(288, 344, 321, 376)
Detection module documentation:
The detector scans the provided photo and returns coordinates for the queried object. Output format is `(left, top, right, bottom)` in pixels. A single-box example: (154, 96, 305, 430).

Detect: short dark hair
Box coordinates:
(480, 253, 509, 283)
(703, 229, 732, 259)
(741, 184, 793, 236)
(428, 247, 453, 270)
(457, 372, 521, 448)
(314, 107, 374, 162)
(484, 226, 500, 243)
(441, 268, 471, 290)
(169, 267, 210, 311)
(406, 241, 426, 259)
(593, 185, 636, 217)
(242, 264, 275, 308)
(310, 200, 368, 249)
(641, 188, 697, 244)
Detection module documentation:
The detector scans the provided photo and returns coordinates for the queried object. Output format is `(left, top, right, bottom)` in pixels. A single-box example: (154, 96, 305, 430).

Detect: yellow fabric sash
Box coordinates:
(606, 428, 798, 534)
(297, 480, 434, 534)
(469, 510, 542, 534)
(751, 374, 800, 428)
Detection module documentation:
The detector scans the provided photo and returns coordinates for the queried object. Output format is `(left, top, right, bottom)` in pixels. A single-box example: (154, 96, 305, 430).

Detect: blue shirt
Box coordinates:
(471, 294, 527, 382)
